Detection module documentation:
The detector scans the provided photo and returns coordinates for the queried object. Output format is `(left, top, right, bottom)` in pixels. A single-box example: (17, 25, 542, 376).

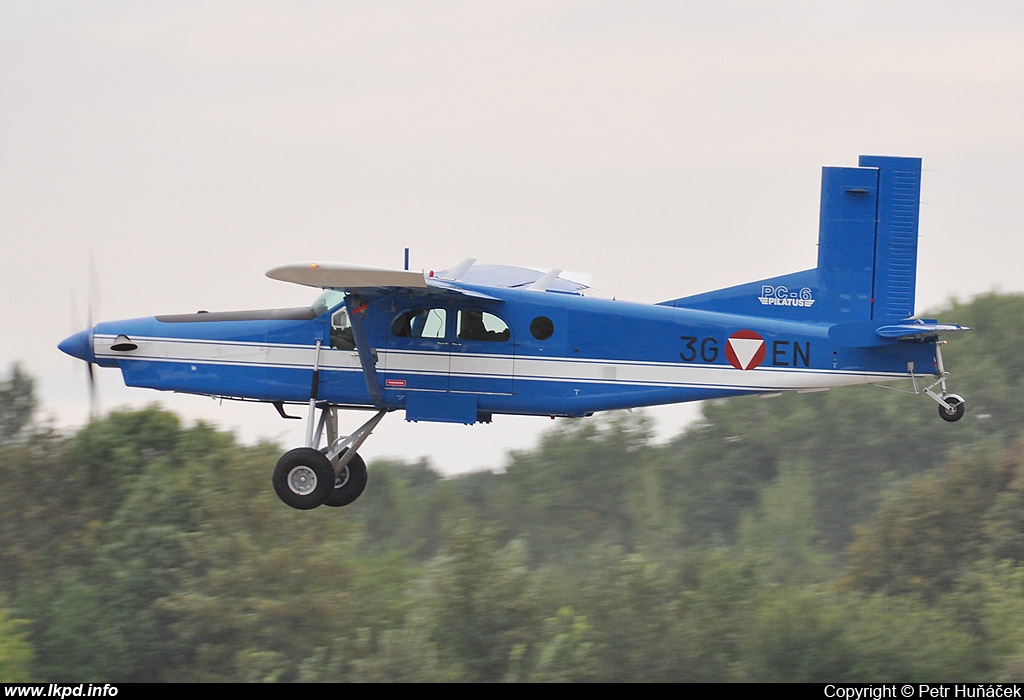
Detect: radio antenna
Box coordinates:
(612, 258, 634, 301)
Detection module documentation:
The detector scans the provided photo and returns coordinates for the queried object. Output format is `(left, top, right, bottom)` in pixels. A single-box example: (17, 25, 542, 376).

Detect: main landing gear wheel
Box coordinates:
(273, 447, 335, 510)
(320, 448, 368, 508)
(939, 394, 966, 423)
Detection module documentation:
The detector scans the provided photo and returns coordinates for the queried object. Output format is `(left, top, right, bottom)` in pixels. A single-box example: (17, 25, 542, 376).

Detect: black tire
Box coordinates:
(272, 447, 335, 510)
(939, 394, 966, 423)
(321, 448, 368, 508)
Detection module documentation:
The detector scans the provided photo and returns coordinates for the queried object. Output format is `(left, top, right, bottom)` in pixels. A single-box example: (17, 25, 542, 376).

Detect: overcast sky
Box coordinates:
(3, 2, 1022, 474)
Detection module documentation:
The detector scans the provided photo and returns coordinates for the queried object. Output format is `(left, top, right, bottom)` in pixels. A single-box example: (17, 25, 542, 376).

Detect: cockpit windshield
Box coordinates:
(312, 289, 347, 316)
(311, 290, 357, 350)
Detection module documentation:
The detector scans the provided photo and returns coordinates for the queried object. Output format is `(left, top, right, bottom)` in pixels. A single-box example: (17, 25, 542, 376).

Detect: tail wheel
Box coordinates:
(321, 448, 368, 507)
(273, 447, 335, 510)
(939, 394, 966, 423)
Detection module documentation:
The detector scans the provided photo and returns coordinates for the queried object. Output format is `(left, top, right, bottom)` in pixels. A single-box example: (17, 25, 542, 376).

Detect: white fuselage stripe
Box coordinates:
(94, 335, 907, 393)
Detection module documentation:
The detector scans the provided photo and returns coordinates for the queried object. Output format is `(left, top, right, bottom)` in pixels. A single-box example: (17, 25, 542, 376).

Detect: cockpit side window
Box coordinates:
(391, 309, 447, 339)
(330, 307, 355, 350)
(457, 310, 510, 342)
(332, 308, 349, 330)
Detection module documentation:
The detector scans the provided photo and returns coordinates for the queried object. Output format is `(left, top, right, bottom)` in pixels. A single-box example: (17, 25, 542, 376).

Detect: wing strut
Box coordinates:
(345, 293, 384, 406)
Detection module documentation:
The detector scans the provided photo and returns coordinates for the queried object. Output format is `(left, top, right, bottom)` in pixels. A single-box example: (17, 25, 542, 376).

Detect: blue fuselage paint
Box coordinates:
(85, 282, 937, 424)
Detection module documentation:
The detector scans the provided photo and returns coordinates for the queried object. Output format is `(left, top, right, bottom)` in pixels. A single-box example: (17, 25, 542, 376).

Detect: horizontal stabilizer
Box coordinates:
(875, 320, 972, 340)
(830, 318, 971, 347)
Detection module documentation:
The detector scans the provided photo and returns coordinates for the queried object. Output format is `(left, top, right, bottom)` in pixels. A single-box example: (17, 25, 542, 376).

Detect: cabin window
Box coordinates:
(391, 308, 447, 339)
(457, 310, 510, 342)
(530, 316, 554, 340)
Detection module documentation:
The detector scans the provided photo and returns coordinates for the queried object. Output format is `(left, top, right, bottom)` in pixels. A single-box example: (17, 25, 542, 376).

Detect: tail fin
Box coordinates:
(660, 155, 923, 323)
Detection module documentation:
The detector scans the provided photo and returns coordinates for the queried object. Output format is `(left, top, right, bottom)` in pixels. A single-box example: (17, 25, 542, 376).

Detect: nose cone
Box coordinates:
(59, 328, 95, 363)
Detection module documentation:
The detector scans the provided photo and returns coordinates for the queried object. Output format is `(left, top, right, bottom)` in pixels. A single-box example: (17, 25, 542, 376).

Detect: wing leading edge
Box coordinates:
(266, 262, 428, 291)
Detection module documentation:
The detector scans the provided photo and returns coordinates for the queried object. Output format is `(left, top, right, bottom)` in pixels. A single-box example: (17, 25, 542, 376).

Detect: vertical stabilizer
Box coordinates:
(661, 155, 923, 324)
(816, 164, 879, 320)
(815, 155, 922, 321)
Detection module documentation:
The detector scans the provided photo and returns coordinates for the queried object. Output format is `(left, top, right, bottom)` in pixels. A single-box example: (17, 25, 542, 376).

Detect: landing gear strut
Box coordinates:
(272, 336, 388, 510)
(273, 406, 387, 510)
(893, 340, 966, 423)
(922, 341, 965, 423)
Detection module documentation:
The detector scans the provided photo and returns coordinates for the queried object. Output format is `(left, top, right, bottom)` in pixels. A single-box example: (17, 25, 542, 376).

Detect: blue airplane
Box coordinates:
(59, 155, 969, 510)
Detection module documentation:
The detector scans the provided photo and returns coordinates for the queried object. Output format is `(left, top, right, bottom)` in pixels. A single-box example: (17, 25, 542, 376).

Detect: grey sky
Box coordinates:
(3, 2, 1022, 473)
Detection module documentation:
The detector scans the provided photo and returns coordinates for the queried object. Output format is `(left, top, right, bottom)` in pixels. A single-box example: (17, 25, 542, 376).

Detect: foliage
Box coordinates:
(0, 364, 36, 444)
(492, 412, 658, 561)
(419, 521, 543, 682)
(0, 601, 35, 682)
(840, 444, 1015, 600)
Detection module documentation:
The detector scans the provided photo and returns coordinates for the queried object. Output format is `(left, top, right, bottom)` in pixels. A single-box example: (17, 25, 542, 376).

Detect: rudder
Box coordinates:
(860, 155, 921, 320)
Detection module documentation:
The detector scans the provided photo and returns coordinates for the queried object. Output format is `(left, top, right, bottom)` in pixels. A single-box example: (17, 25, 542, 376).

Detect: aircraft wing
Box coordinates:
(267, 260, 589, 298)
(266, 262, 429, 290)
(435, 263, 591, 293)
(266, 262, 504, 301)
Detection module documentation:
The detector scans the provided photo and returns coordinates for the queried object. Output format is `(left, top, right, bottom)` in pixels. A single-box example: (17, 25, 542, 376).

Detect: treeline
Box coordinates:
(2, 293, 1024, 681)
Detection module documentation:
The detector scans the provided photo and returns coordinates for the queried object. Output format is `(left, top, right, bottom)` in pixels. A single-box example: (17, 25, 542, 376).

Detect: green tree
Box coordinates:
(418, 518, 543, 682)
(351, 457, 449, 558)
(0, 364, 36, 444)
(738, 587, 985, 681)
(735, 459, 835, 586)
(841, 445, 1011, 600)
(23, 411, 208, 681)
(494, 412, 658, 561)
(152, 435, 414, 683)
(737, 586, 857, 682)
(941, 561, 1024, 680)
(22, 576, 132, 681)
(0, 602, 35, 682)
(507, 606, 597, 682)
(0, 424, 107, 590)
(561, 546, 693, 681)
(981, 442, 1024, 564)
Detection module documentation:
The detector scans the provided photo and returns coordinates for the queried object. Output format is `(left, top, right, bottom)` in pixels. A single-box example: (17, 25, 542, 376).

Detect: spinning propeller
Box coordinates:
(62, 256, 101, 418)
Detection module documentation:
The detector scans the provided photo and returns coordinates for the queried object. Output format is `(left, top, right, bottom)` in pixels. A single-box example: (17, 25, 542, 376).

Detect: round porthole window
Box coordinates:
(530, 316, 554, 341)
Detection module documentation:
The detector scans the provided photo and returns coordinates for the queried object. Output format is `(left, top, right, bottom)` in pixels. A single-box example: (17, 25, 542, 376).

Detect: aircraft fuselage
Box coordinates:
(77, 284, 937, 425)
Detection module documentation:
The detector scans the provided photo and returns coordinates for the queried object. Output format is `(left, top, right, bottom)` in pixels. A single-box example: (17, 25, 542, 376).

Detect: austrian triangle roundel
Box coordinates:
(726, 330, 766, 370)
